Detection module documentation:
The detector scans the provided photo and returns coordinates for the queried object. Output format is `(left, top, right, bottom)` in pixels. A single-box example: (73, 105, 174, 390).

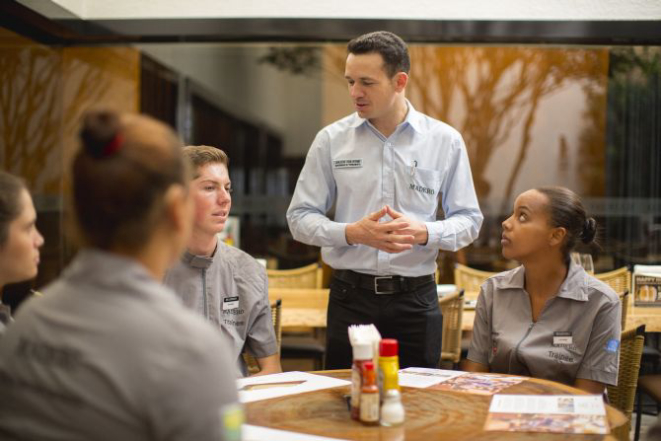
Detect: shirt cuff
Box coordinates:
(466, 348, 488, 366)
(248, 340, 279, 358)
(576, 367, 618, 387)
(330, 222, 351, 247)
(424, 221, 442, 248)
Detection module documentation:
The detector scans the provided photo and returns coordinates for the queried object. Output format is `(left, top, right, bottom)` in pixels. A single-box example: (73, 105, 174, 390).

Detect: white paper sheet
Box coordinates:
(398, 367, 466, 388)
(489, 394, 606, 415)
(243, 424, 350, 441)
(237, 371, 350, 403)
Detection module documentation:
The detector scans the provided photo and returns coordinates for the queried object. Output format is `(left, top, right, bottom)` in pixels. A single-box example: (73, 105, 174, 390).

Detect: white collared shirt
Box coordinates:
(287, 102, 483, 276)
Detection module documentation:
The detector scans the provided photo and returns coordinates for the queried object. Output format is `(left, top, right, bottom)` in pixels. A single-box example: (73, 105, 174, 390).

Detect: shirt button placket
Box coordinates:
(377, 139, 395, 274)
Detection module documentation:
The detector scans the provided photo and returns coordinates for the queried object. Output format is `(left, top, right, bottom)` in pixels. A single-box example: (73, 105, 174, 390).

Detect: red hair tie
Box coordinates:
(102, 133, 124, 157)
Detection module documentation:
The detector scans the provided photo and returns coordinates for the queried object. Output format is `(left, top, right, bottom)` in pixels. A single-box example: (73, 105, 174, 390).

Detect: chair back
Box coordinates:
(438, 290, 464, 364)
(618, 291, 630, 331)
(243, 299, 282, 375)
(607, 324, 645, 441)
(267, 263, 322, 289)
(596, 267, 631, 294)
(453, 263, 497, 293)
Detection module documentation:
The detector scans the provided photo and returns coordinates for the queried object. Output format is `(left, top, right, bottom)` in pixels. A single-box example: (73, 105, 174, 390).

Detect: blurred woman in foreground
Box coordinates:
(0, 110, 241, 441)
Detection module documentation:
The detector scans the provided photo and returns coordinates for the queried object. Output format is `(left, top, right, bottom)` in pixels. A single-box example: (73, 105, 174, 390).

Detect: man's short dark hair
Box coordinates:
(347, 31, 410, 78)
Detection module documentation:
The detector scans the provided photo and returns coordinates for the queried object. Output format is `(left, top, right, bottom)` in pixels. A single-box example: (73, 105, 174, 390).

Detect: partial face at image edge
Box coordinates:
(0, 189, 44, 287)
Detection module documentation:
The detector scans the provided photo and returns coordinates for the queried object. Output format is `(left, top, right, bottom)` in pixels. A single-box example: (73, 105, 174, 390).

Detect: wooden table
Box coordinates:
(245, 370, 626, 441)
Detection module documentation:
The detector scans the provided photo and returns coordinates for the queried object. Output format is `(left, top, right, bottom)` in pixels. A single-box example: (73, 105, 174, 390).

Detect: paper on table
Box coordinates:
(237, 371, 350, 403)
(243, 424, 350, 441)
(485, 394, 609, 435)
(398, 367, 466, 388)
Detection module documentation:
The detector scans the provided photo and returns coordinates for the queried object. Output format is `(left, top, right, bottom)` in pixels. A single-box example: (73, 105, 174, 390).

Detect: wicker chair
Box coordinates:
(244, 299, 282, 375)
(267, 263, 323, 289)
(438, 290, 464, 368)
(596, 267, 631, 294)
(607, 325, 645, 441)
(453, 263, 497, 293)
(619, 291, 630, 331)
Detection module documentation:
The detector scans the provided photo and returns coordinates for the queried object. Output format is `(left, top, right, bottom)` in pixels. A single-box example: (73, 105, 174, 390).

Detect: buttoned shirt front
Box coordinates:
(467, 261, 621, 386)
(164, 241, 278, 377)
(286, 102, 483, 277)
(0, 249, 239, 441)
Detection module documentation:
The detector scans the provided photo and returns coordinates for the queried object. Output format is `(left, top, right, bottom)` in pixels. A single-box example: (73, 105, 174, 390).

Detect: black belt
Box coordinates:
(333, 270, 434, 295)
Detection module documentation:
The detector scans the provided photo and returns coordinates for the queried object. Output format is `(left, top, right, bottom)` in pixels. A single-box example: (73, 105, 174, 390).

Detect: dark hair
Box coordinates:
(536, 186, 597, 258)
(347, 31, 410, 78)
(0, 172, 27, 247)
(183, 145, 229, 179)
(72, 109, 187, 251)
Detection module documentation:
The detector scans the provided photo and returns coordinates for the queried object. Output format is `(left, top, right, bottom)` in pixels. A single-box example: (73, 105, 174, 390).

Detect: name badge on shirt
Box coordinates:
(333, 159, 363, 169)
(553, 331, 573, 346)
(222, 296, 240, 311)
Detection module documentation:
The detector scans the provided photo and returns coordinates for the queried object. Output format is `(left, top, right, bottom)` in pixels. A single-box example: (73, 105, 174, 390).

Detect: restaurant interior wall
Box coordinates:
(1, 1, 660, 295)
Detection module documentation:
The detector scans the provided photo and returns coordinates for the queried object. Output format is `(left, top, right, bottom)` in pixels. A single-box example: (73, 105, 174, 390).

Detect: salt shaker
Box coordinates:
(380, 389, 405, 426)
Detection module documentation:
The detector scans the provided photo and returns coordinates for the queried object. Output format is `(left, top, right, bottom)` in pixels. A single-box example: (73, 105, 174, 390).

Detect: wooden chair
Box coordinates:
(438, 289, 465, 368)
(607, 325, 646, 441)
(619, 291, 630, 331)
(267, 264, 325, 369)
(596, 267, 632, 294)
(243, 299, 282, 375)
(453, 263, 497, 293)
(267, 263, 323, 289)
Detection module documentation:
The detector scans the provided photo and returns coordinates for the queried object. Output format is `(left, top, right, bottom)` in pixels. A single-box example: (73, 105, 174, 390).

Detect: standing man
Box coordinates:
(165, 146, 281, 377)
(287, 31, 483, 369)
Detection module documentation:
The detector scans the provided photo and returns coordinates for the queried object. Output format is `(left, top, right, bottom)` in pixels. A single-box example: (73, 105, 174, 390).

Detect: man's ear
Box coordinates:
(549, 227, 567, 248)
(394, 72, 408, 92)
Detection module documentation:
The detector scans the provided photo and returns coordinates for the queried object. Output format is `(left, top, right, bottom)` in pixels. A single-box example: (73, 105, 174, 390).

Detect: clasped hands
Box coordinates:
(345, 205, 428, 253)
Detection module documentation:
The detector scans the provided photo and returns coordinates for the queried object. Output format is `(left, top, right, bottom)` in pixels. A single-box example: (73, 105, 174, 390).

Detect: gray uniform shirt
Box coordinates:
(467, 261, 621, 386)
(0, 249, 240, 441)
(164, 241, 278, 377)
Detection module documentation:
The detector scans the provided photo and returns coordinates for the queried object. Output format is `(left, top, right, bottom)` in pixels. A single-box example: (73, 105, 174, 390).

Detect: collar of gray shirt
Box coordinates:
(493, 260, 590, 302)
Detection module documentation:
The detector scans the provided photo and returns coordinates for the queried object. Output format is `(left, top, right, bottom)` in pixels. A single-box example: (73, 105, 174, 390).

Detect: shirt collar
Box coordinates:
(181, 243, 219, 270)
(494, 260, 589, 302)
(348, 100, 424, 134)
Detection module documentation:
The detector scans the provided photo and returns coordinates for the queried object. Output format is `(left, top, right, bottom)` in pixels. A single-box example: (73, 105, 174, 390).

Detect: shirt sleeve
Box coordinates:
(149, 328, 241, 441)
(466, 285, 492, 366)
(425, 135, 483, 252)
(575, 293, 621, 386)
(286, 130, 350, 248)
(245, 268, 278, 358)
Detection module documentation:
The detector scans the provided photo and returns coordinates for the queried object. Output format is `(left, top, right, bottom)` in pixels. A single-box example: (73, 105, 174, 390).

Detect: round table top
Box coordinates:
(245, 370, 627, 441)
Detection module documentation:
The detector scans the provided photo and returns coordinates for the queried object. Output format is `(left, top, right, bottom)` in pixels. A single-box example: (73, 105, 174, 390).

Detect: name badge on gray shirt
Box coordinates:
(222, 296, 240, 311)
(553, 331, 573, 346)
(333, 159, 363, 169)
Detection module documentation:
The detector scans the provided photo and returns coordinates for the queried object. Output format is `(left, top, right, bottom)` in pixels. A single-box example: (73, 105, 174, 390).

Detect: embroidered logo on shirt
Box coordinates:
(333, 159, 363, 169)
(548, 351, 574, 363)
(409, 183, 435, 195)
(605, 339, 620, 353)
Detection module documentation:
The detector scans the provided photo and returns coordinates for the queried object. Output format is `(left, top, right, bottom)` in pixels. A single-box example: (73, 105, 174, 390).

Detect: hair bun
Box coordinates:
(581, 217, 597, 244)
(80, 110, 121, 158)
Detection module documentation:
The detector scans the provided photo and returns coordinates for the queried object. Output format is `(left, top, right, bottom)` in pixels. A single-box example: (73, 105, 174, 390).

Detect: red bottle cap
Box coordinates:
(379, 339, 398, 357)
(364, 361, 374, 371)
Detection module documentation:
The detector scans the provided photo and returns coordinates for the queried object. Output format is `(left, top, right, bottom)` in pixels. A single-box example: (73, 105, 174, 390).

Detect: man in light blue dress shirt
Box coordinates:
(287, 31, 483, 369)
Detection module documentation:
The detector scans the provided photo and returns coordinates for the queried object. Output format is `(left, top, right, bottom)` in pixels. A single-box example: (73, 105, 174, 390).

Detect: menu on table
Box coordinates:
(398, 367, 466, 388)
(484, 394, 609, 435)
(237, 371, 350, 403)
(428, 372, 526, 395)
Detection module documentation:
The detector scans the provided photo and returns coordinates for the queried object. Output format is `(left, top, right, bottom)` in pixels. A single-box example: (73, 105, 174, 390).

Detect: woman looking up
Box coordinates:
(463, 186, 621, 395)
(0, 110, 241, 441)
